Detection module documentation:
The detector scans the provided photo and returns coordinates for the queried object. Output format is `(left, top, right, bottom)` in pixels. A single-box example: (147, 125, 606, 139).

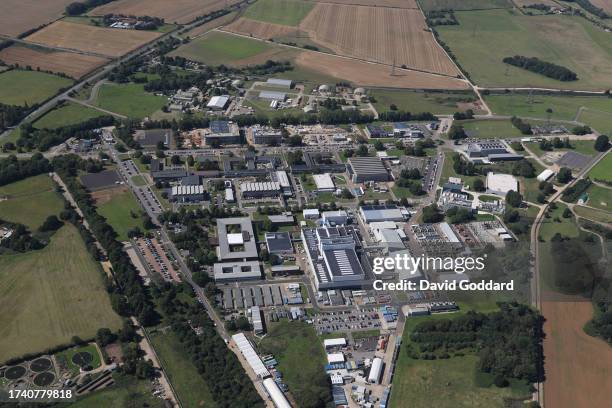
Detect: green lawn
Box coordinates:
(390, 312, 530, 408)
(440, 152, 482, 188)
(419, 0, 513, 12)
(149, 331, 217, 407)
(577, 109, 612, 135)
(244, 0, 314, 26)
(0, 175, 64, 230)
(436, 10, 612, 90)
(527, 140, 597, 159)
(257, 321, 332, 407)
(588, 153, 612, 183)
(69, 374, 164, 408)
(539, 202, 579, 241)
(459, 119, 524, 139)
(584, 184, 612, 212)
(573, 204, 612, 224)
(34, 102, 106, 129)
(0, 70, 72, 106)
(96, 190, 147, 241)
(371, 90, 482, 115)
(484, 94, 612, 128)
(93, 83, 166, 119)
(0, 224, 122, 363)
(56, 343, 102, 376)
(170, 31, 276, 65)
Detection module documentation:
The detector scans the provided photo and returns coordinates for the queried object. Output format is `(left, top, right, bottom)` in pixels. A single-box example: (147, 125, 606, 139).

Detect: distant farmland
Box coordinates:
(0, 0, 74, 37)
(25, 21, 161, 58)
(590, 0, 612, 13)
(243, 0, 314, 26)
(312, 0, 418, 7)
(301, 3, 459, 76)
(0, 70, 72, 107)
(0, 45, 108, 79)
(91, 0, 241, 24)
(225, 18, 297, 39)
(418, 0, 512, 12)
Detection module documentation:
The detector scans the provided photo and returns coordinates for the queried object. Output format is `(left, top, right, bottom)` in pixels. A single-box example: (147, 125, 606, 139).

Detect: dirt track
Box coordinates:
(0, 0, 74, 37)
(25, 21, 161, 58)
(91, 0, 242, 24)
(301, 3, 459, 76)
(294, 51, 468, 89)
(542, 298, 612, 408)
(0, 45, 108, 79)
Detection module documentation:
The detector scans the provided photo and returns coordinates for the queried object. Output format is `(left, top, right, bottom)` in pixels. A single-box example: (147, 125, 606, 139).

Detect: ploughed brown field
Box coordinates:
(311, 0, 418, 7)
(300, 3, 459, 76)
(512, 0, 558, 6)
(91, 0, 241, 24)
(542, 298, 612, 408)
(225, 18, 297, 39)
(589, 0, 612, 13)
(0, 0, 74, 37)
(0, 45, 109, 79)
(294, 52, 469, 89)
(24, 21, 161, 58)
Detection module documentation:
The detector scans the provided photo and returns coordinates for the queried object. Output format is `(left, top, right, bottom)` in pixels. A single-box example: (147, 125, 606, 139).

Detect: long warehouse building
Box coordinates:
(231, 333, 270, 379)
(263, 378, 292, 408)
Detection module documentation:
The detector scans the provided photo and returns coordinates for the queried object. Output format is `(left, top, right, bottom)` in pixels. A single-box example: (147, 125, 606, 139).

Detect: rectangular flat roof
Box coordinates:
(313, 173, 335, 190)
(266, 78, 292, 87)
(265, 232, 293, 253)
(217, 217, 258, 260)
(213, 261, 262, 281)
(259, 91, 286, 100)
(348, 156, 388, 175)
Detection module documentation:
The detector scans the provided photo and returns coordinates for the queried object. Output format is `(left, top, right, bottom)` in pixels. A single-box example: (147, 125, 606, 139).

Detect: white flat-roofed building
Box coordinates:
(273, 170, 292, 196)
(313, 173, 335, 192)
(327, 352, 345, 364)
(225, 187, 235, 202)
(206, 95, 230, 111)
(266, 78, 293, 88)
(486, 172, 519, 196)
(324, 338, 347, 349)
(213, 261, 262, 281)
(438, 222, 460, 243)
(251, 306, 264, 334)
(303, 208, 320, 219)
(537, 169, 555, 182)
(359, 205, 409, 223)
(368, 357, 383, 384)
(232, 333, 270, 378)
(322, 210, 348, 226)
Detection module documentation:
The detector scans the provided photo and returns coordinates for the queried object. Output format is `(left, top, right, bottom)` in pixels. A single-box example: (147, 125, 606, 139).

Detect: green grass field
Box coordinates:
(588, 153, 612, 183)
(96, 190, 147, 241)
(573, 204, 612, 223)
(371, 90, 482, 115)
(484, 94, 612, 126)
(577, 109, 612, 135)
(34, 102, 106, 129)
(419, 0, 513, 12)
(539, 202, 580, 241)
(526, 140, 597, 159)
(0, 224, 122, 363)
(56, 343, 102, 376)
(0, 175, 64, 230)
(389, 312, 530, 407)
(170, 31, 276, 65)
(437, 10, 612, 90)
(149, 331, 216, 407)
(257, 320, 331, 407)
(459, 119, 523, 139)
(0, 70, 72, 106)
(584, 184, 611, 212)
(69, 374, 164, 408)
(93, 83, 166, 119)
(244, 0, 314, 26)
(440, 151, 482, 188)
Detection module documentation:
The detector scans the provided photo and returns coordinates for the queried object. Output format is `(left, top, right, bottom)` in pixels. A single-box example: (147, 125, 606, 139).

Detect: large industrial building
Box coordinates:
(203, 121, 241, 146)
(301, 226, 368, 290)
(347, 157, 390, 182)
(486, 172, 519, 196)
(232, 333, 270, 378)
(313, 173, 336, 192)
(266, 78, 293, 88)
(359, 205, 410, 223)
(206, 95, 230, 111)
(466, 141, 522, 163)
(265, 232, 293, 255)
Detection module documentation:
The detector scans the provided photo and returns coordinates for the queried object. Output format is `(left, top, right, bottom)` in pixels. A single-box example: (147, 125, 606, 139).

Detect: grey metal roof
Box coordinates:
(216, 217, 258, 260)
(265, 232, 293, 253)
(213, 261, 262, 281)
(259, 91, 286, 100)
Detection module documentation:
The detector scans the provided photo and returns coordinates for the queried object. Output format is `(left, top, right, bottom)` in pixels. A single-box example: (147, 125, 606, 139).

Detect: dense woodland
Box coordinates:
(406, 302, 544, 384)
(502, 56, 578, 81)
(0, 103, 30, 133)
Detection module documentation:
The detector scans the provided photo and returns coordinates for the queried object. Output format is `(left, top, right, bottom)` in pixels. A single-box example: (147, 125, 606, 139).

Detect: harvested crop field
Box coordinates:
(91, 0, 241, 24)
(25, 21, 161, 58)
(0, 45, 108, 79)
(225, 18, 297, 39)
(294, 52, 468, 89)
(0, 0, 74, 37)
(301, 3, 459, 76)
(513, 0, 558, 6)
(419, 0, 512, 11)
(542, 299, 612, 408)
(183, 11, 239, 38)
(312, 0, 418, 7)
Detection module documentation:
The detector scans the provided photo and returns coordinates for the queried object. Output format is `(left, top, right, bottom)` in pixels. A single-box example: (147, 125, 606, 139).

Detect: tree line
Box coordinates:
(503, 56, 578, 81)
